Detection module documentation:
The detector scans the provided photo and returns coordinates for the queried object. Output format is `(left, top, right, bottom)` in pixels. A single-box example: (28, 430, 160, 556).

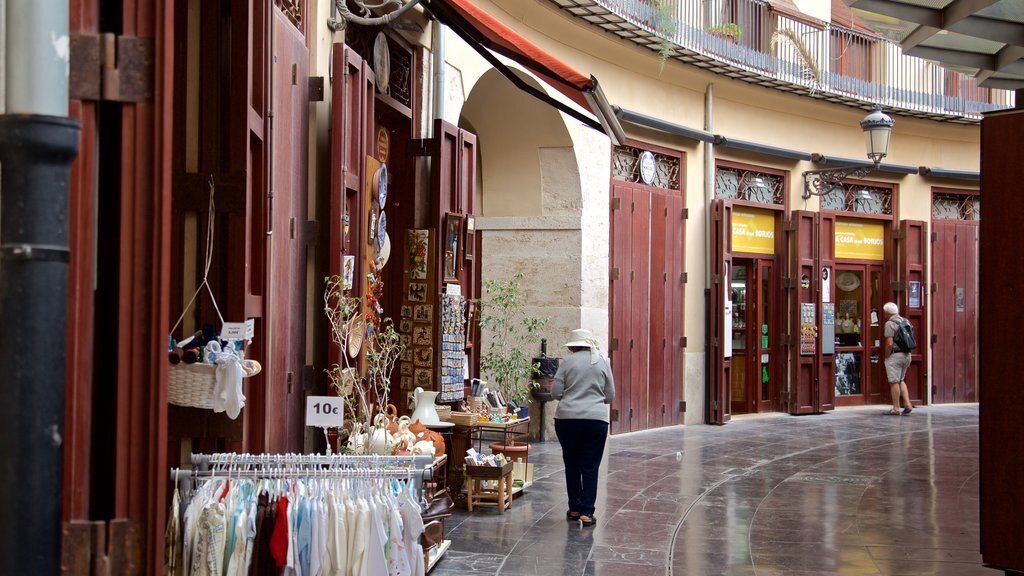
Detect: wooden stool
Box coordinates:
(465, 462, 513, 513)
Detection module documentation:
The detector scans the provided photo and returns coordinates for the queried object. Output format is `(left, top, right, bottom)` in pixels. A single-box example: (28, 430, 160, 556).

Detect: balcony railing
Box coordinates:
(561, 0, 1013, 121)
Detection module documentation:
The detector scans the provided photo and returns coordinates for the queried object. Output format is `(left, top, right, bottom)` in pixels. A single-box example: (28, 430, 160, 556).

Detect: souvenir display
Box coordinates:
(438, 294, 466, 403)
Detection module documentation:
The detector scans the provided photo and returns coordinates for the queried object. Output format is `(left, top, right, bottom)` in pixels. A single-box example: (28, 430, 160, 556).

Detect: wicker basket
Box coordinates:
(435, 405, 452, 420)
(167, 363, 219, 409)
(167, 359, 261, 410)
(467, 396, 483, 414)
(447, 412, 476, 426)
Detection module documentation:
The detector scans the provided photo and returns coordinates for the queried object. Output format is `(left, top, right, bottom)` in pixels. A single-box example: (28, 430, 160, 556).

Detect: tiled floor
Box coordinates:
(431, 405, 996, 576)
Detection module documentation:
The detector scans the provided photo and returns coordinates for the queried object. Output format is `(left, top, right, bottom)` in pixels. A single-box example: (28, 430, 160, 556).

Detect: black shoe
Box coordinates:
(902, 407, 913, 415)
(579, 515, 596, 526)
(566, 511, 580, 521)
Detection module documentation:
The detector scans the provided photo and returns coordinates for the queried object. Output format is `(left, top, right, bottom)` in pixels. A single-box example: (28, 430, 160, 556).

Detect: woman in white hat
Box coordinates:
(551, 328, 615, 527)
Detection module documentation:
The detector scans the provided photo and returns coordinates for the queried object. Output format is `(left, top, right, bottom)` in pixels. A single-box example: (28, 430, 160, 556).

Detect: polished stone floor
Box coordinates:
(431, 404, 995, 576)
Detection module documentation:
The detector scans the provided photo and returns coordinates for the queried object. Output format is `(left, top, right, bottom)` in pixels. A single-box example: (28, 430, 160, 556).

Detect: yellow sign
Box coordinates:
(835, 219, 885, 260)
(731, 208, 775, 255)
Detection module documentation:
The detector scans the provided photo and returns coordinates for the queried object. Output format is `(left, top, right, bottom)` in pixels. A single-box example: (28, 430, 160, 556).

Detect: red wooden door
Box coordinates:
(708, 199, 732, 424)
(789, 210, 817, 414)
(267, 12, 310, 451)
(649, 193, 684, 427)
(817, 212, 836, 411)
(932, 220, 978, 402)
(609, 184, 684, 432)
(329, 44, 375, 367)
(899, 220, 928, 405)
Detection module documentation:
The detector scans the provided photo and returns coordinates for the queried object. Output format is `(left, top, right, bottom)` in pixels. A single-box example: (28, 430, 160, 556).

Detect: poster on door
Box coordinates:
(731, 208, 775, 255)
(835, 219, 885, 260)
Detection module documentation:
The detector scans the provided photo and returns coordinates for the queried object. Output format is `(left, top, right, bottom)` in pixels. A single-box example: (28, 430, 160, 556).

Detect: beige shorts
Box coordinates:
(884, 352, 911, 384)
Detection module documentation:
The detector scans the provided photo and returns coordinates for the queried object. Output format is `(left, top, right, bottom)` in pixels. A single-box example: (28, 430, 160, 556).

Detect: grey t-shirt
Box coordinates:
(884, 314, 908, 355)
(551, 350, 615, 422)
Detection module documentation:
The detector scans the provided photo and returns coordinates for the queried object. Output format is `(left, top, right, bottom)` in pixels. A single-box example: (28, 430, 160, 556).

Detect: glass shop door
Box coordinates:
(833, 265, 885, 406)
(730, 258, 775, 414)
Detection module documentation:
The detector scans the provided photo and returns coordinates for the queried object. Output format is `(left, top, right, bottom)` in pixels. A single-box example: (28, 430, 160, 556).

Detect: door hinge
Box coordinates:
(680, 272, 688, 284)
(610, 408, 620, 422)
(931, 282, 938, 294)
(782, 277, 797, 289)
(711, 400, 719, 410)
(611, 268, 620, 281)
(679, 336, 686, 348)
(892, 229, 907, 240)
(70, 33, 153, 102)
(678, 401, 686, 413)
(682, 208, 689, 219)
(930, 231, 938, 242)
(782, 219, 798, 232)
(609, 338, 619, 352)
(409, 138, 432, 157)
(629, 407, 634, 419)
(308, 76, 325, 101)
(304, 220, 319, 247)
(611, 198, 621, 210)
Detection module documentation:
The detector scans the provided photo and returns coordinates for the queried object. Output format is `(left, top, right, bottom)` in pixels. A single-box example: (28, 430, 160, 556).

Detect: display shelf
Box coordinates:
(426, 540, 451, 573)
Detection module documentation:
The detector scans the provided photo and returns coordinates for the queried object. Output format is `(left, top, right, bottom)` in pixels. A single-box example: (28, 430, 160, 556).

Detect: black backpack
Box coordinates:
(893, 318, 917, 353)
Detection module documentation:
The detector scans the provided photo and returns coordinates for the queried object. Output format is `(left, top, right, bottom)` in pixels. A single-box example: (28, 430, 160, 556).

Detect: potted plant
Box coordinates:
(707, 22, 742, 43)
(476, 272, 549, 420)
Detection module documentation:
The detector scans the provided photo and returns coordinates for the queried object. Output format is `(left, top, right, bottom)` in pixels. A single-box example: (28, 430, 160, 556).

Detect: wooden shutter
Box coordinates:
(708, 199, 732, 424)
(899, 220, 928, 405)
(789, 210, 817, 414)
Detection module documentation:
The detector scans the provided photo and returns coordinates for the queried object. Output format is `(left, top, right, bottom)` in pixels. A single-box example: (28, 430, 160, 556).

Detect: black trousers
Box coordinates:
(554, 418, 609, 516)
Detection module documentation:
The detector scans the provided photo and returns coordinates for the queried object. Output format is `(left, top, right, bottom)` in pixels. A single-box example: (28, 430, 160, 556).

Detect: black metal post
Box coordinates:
(0, 114, 80, 574)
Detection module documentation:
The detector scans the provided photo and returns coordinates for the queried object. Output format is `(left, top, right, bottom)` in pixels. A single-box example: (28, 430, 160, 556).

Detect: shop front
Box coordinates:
(788, 183, 928, 414)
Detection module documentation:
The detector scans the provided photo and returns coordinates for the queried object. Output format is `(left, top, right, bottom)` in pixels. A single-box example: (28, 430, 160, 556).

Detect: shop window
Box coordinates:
(612, 145, 680, 190)
(715, 167, 784, 205)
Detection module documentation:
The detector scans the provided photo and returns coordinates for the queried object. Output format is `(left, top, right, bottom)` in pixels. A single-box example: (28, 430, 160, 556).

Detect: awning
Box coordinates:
(425, 0, 625, 144)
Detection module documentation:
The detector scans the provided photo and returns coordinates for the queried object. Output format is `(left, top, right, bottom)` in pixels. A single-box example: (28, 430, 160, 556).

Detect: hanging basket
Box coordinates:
(167, 359, 261, 410)
(167, 176, 260, 411)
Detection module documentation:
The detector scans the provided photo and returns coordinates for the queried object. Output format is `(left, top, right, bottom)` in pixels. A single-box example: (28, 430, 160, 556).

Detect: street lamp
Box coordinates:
(802, 107, 894, 199)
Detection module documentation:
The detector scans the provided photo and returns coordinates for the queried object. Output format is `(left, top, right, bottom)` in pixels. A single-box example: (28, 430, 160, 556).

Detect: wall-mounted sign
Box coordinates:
(908, 280, 922, 308)
(731, 208, 775, 255)
(639, 150, 657, 185)
(835, 219, 885, 260)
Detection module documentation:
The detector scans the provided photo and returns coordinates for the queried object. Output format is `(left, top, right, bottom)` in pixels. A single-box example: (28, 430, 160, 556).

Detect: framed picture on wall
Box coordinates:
(443, 213, 462, 282)
(463, 215, 475, 263)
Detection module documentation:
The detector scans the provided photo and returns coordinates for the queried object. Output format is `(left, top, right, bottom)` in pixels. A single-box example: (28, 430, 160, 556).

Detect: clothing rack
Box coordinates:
(172, 452, 435, 497)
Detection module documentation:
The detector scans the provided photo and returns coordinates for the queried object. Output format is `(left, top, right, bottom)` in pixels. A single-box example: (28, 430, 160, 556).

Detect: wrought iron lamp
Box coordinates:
(802, 107, 894, 199)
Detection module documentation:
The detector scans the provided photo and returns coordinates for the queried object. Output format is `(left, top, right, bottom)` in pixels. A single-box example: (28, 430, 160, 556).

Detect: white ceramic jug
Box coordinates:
(367, 413, 394, 455)
(410, 387, 441, 425)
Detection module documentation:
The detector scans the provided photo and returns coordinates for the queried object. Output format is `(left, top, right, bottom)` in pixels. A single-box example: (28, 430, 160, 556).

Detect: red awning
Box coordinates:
(425, 0, 624, 144)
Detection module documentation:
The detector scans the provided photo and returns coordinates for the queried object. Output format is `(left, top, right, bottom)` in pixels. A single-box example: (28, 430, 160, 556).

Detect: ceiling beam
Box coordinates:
(949, 17, 1024, 48)
(906, 45, 994, 70)
(902, 24, 940, 51)
(943, 0, 1001, 27)
(847, 0, 941, 26)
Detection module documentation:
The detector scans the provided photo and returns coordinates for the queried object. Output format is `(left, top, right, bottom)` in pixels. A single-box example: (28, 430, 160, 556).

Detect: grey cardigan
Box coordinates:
(551, 350, 615, 422)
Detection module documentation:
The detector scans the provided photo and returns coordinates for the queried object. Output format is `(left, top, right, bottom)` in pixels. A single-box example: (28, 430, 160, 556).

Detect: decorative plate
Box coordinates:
(373, 32, 390, 95)
(836, 272, 861, 292)
(376, 164, 388, 209)
(347, 314, 365, 358)
(377, 211, 387, 253)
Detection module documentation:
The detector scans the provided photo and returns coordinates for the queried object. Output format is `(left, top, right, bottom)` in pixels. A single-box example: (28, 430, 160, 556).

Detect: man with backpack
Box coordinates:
(883, 302, 914, 415)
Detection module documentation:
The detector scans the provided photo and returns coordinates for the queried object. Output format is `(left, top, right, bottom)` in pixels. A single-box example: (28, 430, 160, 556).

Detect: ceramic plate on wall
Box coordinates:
(347, 314, 365, 358)
(836, 272, 861, 291)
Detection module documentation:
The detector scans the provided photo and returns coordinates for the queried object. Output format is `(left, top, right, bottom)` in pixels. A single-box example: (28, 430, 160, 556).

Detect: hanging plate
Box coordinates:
(836, 271, 861, 292)
(347, 314, 365, 358)
(373, 32, 390, 95)
(377, 211, 388, 253)
(376, 164, 388, 209)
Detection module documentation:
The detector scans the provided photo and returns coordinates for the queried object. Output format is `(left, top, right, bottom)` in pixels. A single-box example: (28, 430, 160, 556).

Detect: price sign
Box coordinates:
(305, 396, 344, 428)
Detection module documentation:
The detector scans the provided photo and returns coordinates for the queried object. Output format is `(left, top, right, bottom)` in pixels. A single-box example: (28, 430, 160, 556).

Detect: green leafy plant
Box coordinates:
(477, 272, 549, 411)
(707, 22, 742, 42)
(651, 0, 679, 65)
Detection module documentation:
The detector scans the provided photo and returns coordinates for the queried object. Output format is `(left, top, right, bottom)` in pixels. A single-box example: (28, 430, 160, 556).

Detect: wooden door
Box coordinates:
(789, 210, 817, 414)
(649, 192, 684, 427)
(898, 220, 928, 405)
(708, 199, 732, 424)
(932, 220, 978, 402)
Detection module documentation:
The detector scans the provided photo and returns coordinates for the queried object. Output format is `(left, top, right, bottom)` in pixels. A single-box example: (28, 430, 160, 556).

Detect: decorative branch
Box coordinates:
(771, 28, 821, 95)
